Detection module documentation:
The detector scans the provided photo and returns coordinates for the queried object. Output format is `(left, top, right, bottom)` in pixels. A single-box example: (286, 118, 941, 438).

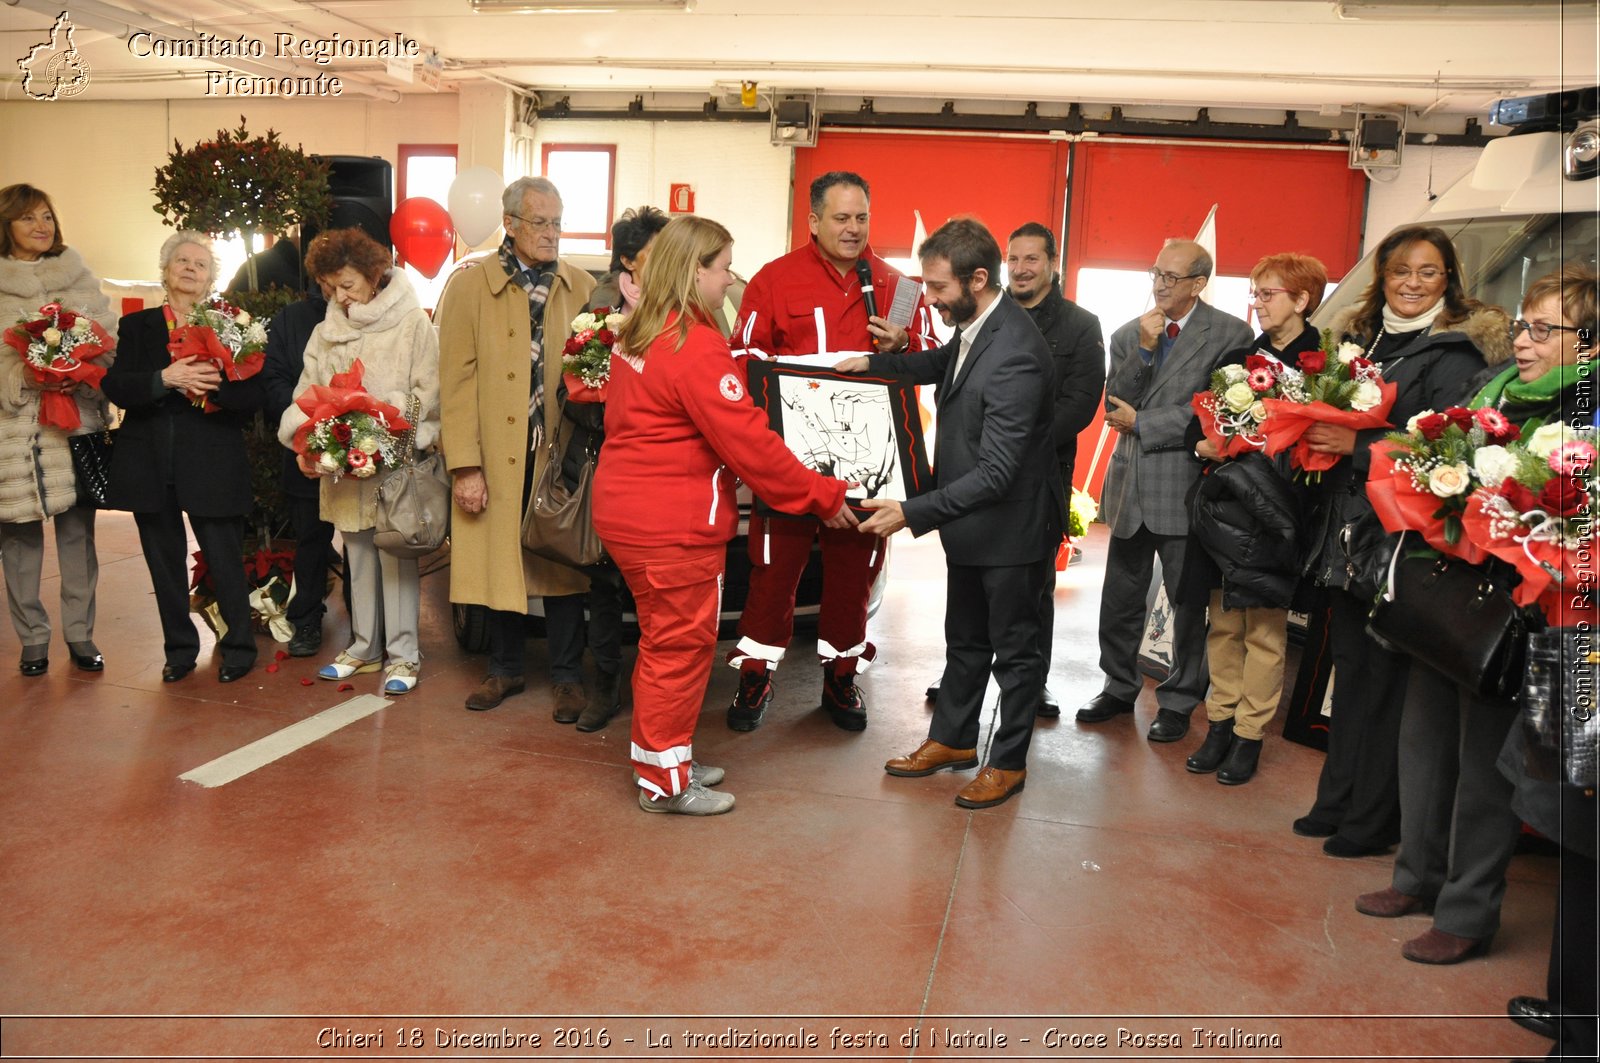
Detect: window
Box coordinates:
(542, 143, 616, 257)
(398, 144, 459, 311)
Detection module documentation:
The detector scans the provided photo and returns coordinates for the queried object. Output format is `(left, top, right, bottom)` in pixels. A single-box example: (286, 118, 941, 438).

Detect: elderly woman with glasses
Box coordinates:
(1353, 264, 1594, 971)
(1179, 252, 1327, 786)
(1291, 225, 1511, 871)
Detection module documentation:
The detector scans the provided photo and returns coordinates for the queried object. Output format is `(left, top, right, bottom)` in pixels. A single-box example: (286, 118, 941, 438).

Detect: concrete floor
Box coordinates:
(0, 512, 1560, 1061)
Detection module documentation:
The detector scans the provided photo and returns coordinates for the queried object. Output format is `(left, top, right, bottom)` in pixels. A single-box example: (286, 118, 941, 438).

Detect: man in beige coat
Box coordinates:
(438, 176, 597, 711)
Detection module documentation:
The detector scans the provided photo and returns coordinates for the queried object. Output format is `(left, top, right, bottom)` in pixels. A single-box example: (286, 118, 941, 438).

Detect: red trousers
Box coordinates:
(608, 541, 725, 799)
(731, 515, 883, 673)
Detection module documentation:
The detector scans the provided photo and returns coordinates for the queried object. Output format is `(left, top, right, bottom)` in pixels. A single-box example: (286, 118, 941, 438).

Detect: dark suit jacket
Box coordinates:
(260, 295, 328, 500)
(102, 307, 263, 517)
(870, 292, 1064, 567)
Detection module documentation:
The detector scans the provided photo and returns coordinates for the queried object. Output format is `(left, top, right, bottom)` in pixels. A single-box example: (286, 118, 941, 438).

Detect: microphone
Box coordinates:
(855, 260, 879, 346)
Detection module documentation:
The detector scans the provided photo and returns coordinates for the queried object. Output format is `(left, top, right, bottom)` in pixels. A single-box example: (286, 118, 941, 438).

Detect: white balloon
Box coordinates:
(448, 166, 505, 248)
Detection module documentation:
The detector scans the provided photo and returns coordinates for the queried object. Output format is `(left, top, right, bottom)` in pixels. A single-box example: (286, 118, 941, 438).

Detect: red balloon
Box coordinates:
(389, 197, 455, 279)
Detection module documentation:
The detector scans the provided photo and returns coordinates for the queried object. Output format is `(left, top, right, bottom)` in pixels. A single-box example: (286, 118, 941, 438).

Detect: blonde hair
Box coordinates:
(618, 215, 732, 358)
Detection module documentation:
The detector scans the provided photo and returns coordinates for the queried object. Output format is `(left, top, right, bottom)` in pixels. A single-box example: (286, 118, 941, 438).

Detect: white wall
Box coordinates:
(531, 119, 795, 277)
(1359, 144, 1484, 256)
(0, 95, 460, 280)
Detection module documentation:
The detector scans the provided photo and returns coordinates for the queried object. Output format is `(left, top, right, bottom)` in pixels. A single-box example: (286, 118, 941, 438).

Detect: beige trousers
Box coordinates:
(0, 507, 97, 649)
(1204, 588, 1288, 741)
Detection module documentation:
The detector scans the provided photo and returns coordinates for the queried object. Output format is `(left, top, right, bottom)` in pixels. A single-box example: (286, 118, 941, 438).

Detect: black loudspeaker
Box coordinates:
(308, 154, 393, 251)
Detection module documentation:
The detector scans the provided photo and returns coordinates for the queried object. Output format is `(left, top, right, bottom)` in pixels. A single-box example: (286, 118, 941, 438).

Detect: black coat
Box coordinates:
(102, 307, 263, 517)
(1016, 281, 1104, 480)
(260, 295, 329, 499)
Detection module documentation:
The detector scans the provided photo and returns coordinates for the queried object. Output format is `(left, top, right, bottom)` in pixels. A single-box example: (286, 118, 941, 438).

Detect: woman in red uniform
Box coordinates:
(593, 215, 855, 816)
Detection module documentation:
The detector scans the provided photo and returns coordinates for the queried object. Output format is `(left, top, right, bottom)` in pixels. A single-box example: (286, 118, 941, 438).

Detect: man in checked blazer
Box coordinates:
(839, 217, 1064, 810)
(1076, 239, 1253, 743)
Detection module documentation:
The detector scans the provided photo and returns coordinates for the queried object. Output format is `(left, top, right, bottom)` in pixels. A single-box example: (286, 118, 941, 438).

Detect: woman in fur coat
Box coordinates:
(0, 184, 117, 677)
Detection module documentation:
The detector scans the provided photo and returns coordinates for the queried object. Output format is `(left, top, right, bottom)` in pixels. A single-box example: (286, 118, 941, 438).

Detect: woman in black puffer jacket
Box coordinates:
(1292, 225, 1510, 861)
(1180, 253, 1322, 786)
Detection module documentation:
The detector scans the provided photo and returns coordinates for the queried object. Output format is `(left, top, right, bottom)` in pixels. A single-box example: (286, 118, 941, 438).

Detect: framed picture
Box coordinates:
(746, 359, 933, 514)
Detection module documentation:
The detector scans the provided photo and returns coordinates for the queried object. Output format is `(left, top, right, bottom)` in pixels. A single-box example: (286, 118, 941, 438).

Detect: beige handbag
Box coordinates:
(521, 421, 604, 567)
(373, 395, 451, 559)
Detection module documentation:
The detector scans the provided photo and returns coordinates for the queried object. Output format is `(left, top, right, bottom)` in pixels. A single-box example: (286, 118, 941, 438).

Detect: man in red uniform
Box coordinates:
(727, 171, 934, 732)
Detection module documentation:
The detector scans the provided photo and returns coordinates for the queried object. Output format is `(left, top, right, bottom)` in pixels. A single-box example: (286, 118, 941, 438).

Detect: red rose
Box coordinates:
(1297, 349, 1327, 374)
(1443, 407, 1474, 430)
(55, 310, 78, 329)
(563, 336, 584, 355)
(1415, 413, 1450, 441)
(331, 421, 353, 444)
(1537, 474, 1587, 517)
(1245, 354, 1275, 374)
(23, 319, 49, 337)
(596, 329, 615, 346)
(1499, 476, 1541, 512)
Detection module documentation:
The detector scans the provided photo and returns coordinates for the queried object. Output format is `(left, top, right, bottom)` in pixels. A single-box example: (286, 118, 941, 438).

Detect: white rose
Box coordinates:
(234, 311, 251, 326)
(1220, 364, 1248, 385)
(604, 312, 625, 330)
(1406, 409, 1436, 433)
(1526, 422, 1571, 459)
(71, 318, 92, 336)
(42, 327, 61, 345)
(352, 462, 378, 478)
(315, 452, 341, 474)
(1427, 462, 1471, 498)
(1337, 341, 1364, 365)
(1223, 381, 1255, 413)
(1248, 401, 1268, 423)
(1350, 379, 1383, 412)
(352, 435, 380, 454)
(1472, 445, 1519, 486)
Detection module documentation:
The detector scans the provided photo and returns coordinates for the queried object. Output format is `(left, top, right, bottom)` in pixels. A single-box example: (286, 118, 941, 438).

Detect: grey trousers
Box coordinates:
(1391, 662, 1521, 939)
(342, 529, 420, 666)
(1096, 525, 1208, 712)
(0, 506, 97, 649)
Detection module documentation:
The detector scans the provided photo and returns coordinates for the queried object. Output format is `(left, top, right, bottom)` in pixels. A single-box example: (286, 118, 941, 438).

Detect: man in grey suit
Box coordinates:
(839, 218, 1064, 810)
(1075, 239, 1253, 742)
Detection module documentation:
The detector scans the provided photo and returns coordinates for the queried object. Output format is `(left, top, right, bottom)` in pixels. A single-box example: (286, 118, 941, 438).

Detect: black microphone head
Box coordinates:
(854, 259, 875, 290)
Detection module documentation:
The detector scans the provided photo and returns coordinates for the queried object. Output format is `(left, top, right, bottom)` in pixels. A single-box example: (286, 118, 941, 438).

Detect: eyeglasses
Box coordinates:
(1248, 287, 1293, 303)
(1385, 267, 1446, 283)
(509, 213, 562, 232)
(1148, 267, 1202, 287)
(1511, 319, 1583, 343)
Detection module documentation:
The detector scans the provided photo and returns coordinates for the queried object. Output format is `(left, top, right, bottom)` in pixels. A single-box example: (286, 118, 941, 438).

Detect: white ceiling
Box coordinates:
(3, 0, 1596, 122)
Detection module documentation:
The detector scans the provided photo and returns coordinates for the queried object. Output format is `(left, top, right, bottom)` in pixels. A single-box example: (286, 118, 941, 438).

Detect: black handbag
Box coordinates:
(1519, 626, 1599, 789)
(67, 429, 115, 509)
(1366, 532, 1526, 700)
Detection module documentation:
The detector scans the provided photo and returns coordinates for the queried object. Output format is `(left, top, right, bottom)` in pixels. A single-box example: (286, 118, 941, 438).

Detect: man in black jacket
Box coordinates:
(260, 289, 335, 656)
(926, 223, 1104, 714)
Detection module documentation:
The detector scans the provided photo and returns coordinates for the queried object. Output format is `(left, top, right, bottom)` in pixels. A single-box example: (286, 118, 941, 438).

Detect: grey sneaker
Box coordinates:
(633, 761, 726, 788)
(638, 781, 735, 816)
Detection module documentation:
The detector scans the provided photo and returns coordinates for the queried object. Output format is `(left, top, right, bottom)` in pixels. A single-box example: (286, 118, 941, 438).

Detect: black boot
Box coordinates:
(1184, 718, 1234, 774)
(727, 665, 772, 732)
(576, 668, 623, 732)
(821, 665, 867, 732)
(1217, 736, 1262, 785)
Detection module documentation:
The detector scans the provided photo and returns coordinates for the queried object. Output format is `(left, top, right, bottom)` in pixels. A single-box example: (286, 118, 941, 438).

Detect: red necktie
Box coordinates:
(1166, 321, 1180, 340)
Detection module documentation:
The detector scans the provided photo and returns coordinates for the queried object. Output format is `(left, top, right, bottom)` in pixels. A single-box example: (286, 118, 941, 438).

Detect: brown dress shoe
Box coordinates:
(885, 739, 978, 777)
(955, 766, 1027, 809)
(552, 681, 586, 724)
(1401, 927, 1492, 964)
(465, 674, 525, 712)
(1355, 886, 1433, 918)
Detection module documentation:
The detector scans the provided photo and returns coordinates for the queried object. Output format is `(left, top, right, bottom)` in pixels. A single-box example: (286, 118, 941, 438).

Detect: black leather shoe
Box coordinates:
(1075, 692, 1135, 723)
(287, 619, 322, 658)
(68, 641, 104, 671)
(161, 663, 196, 683)
(19, 648, 48, 677)
(218, 663, 254, 684)
(1506, 996, 1557, 1041)
(1323, 834, 1395, 859)
(1293, 815, 1338, 838)
(1037, 686, 1061, 719)
(1217, 736, 1262, 785)
(925, 680, 941, 701)
(1185, 718, 1235, 773)
(1147, 707, 1191, 743)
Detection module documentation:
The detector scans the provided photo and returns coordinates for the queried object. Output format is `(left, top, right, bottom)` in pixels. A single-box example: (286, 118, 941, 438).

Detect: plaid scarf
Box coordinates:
(498, 235, 554, 418)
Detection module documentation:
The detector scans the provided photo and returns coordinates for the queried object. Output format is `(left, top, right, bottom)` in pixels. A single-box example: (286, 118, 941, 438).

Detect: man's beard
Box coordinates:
(937, 288, 977, 327)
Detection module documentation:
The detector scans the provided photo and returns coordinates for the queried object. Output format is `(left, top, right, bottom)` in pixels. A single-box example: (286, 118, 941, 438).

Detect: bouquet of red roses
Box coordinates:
(168, 296, 268, 411)
(1259, 329, 1397, 476)
(1366, 404, 1522, 558)
(289, 360, 410, 481)
(1, 302, 114, 431)
(560, 306, 622, 403)
(1191, 353, 1292, 458)
(1461, 421, 1599, 616)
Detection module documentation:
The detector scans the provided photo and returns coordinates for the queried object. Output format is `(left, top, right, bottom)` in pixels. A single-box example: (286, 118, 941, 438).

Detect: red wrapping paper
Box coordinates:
(1190, 391, 1266, 459)
(2, 319, 114, 431)
(289, 360, 410, 456)
(168, 324, 266, 412)
(1365, 443, 1487, 564)
(1259, 379, 1398, 473)
(1461, 491, 1593, 616)
(562, 371, 607, 404)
